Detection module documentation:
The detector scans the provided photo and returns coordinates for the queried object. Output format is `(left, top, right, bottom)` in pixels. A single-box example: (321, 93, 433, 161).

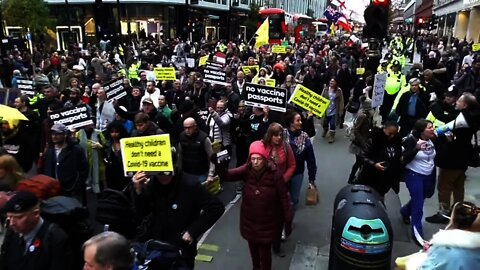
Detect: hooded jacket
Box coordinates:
(217, 142, 292, 244)
(415, 229, 480, 270)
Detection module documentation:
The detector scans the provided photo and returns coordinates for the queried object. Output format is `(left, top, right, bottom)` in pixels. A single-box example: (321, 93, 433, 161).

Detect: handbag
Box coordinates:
(468, 133, 480, 168)
(305, 183, 318, 205)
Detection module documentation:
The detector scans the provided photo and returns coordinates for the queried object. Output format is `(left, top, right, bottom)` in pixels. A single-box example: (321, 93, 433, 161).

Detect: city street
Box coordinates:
(194, 124, 480, 270)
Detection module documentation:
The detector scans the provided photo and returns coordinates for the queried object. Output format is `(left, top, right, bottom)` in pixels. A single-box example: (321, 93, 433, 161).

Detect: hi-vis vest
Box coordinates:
(128, 63, 139, 80)
(118, 68, 126, 77)
(385, 71, 405, 95)
(426, 111, 447, 129)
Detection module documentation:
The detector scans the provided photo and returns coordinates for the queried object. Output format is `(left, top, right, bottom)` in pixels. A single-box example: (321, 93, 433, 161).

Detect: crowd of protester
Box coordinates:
(0, 30, 479, 269)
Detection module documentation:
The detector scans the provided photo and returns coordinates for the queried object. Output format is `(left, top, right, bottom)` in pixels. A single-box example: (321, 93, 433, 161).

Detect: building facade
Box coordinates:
(41, 0, 252, 50)
(3, 0, 327, 51)
(434, 0, 480, 43)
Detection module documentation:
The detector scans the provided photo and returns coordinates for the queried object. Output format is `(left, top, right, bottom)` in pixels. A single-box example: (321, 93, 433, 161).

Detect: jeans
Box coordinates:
(323, 115, 336, 131)
(400, 169, 436, 238)
(289, 173, 304, 208)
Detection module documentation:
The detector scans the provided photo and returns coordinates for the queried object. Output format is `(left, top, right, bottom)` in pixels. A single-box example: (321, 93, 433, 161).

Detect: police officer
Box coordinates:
(380, 60, 406, 121)
(0, 191, 71, 270)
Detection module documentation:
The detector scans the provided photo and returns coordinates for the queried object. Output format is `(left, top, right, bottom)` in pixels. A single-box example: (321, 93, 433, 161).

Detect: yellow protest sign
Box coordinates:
(473, 43, 480, 52)
(120, 134, 173, 176)
(288, 84, 330, 118)
(271, 45, 286, 54)
(154, 67, 176, 81)
(199, 55, 208, 66)
(241, 65, 260, 75)
(356, 68, 365, 75)
(266, 78, 276, 87)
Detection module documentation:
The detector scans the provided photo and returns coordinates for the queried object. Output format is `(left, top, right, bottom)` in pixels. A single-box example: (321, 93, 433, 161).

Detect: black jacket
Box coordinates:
(43, 141, 88, 200)
(396, 90, 430, 120)
(358, 127, 404, 196)
(114, 105, 172, 134)
(0, 221, 71, 270)
(134, 172, 224, 263)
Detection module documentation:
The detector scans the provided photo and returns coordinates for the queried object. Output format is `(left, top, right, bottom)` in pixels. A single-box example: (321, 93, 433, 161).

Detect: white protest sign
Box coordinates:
(372, 73, 387, 108)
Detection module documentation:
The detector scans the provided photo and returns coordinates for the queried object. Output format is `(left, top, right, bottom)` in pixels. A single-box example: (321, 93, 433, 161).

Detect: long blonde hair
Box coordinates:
(0, 154, 24, 189)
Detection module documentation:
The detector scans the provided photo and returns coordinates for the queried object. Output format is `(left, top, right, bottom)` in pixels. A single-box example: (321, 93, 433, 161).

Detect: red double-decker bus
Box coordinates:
(258, 8, 287, 44)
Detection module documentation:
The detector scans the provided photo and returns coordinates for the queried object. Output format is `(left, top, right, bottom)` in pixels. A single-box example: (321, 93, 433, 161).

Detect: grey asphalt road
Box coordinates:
(194, 126, 445, 270)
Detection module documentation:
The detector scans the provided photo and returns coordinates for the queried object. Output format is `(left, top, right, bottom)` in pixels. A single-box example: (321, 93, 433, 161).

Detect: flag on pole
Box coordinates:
(254, 17, 269, 48)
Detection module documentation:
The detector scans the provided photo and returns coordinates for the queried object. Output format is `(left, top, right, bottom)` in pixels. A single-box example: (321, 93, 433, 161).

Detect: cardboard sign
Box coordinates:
(205, 61, 224, 70)
(288, 84, 330, 118)
(154, 67, 176, 81)
(356, 68, 365, 75)
(372, 73, 387, 108)
(49, 105, 93, 129)
(244, 83, 287, 112)
(241, 65, 259, 75)
(102, 77, 126, 102)
(214, 52, 226, 64)
(271, 45, 286, 54)
(17, 78, 35, 96)
(473, 43, 480, 52)
(186, 58, 195, 68)
(120, 134, 174, 176)
(265, 79, 276, 87)
(204, 67, 228, 86)
(197, 108, 209, 121)
(199, 55, 209, 66)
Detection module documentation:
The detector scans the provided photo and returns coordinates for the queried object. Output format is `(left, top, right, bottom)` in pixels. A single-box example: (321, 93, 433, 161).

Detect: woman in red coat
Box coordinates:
(216, 140, 293, 270)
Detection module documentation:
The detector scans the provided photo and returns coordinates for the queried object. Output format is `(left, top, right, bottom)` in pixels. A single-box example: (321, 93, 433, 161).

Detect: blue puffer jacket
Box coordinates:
(419, 229, 480, 270)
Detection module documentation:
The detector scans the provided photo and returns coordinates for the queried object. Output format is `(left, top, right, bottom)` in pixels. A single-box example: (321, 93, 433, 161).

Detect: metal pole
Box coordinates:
(410, 1, 417, 63)
(0, 2, 6, 57)
(116, 0, 121, 51)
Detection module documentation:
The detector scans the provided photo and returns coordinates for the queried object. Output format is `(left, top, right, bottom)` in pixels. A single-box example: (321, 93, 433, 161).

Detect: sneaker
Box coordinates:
(272, 245, 286, 257)
(425, 213, 449, 224)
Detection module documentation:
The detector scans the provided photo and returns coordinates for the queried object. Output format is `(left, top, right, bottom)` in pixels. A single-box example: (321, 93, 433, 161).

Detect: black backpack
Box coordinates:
(41, 196, 93, 270)
(131, 240, 190, 270)
(96, 188, 139, 239)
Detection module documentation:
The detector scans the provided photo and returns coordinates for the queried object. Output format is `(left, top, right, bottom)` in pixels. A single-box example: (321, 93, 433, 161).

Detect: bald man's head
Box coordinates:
(183, 117, 197, 136)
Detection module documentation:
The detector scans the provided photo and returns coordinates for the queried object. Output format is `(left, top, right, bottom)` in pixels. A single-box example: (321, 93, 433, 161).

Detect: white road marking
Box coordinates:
(197, 193, 242, 248)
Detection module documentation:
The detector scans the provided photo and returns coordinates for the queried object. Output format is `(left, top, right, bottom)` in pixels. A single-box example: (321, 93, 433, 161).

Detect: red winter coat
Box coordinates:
(218, 163, 292, 244)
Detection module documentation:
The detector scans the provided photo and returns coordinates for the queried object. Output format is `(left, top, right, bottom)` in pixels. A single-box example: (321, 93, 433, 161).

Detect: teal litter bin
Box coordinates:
(328, 185, 393, 270)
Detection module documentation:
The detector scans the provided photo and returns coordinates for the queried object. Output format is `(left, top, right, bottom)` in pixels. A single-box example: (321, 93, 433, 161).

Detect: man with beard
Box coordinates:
(42, 123, 88, 204)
